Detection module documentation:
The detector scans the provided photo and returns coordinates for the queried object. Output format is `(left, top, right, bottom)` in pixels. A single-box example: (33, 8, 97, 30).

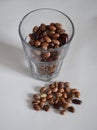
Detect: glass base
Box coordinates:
(28, 60, 63, 81)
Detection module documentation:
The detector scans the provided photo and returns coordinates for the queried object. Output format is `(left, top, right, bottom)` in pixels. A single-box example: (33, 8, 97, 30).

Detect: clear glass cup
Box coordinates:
(18, 8, 74, 81)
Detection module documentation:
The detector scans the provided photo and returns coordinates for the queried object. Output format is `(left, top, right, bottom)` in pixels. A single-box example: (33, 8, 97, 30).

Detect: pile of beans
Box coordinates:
(32, 81, 82, 115)
(29, 23, 68, 51)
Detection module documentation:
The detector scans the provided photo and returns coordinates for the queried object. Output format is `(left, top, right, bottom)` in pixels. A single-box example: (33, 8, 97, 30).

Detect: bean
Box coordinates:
(33, 104, 41, 111)
(67, 106, 75, 113)
(40, 87, 47, 93)
(49, 25, 56, 31)
(33, 26, 39, 32)
(72, 99, 82, 105)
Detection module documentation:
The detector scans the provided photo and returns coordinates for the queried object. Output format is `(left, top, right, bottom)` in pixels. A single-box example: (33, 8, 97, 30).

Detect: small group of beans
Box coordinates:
(29, 23, 68, 50)
(32, 81, 82, 115)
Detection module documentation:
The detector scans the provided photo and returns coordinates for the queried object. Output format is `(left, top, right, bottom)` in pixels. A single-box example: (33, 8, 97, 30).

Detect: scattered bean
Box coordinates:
(64, 82, 70, 87)
(43, 105, 50, 111)
(39, 102, 45, 108)
(40, 93, 47, 98)
(58, 88, 64, 93)
(58, 82, 64, 89)
(67, 106, 75, 113)
(63, 103, 69, 109)
(32, 99, 40, 104)
(75, 92, 80, 98)
(71, 88, 78, 94)
(40, 87, 47, 93)
(33, 104, 41, 111)
(46, 94, 53, 100)
(33, 94, 40, 100)
(72, 99, 82, 105)
(60, 110, 66, 115)
(55, 92, 62, 97)
(41, 97, 47, 102)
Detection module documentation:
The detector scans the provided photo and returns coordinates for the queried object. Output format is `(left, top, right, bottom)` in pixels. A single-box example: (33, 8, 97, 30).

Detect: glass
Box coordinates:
(18, 8, 74, 81)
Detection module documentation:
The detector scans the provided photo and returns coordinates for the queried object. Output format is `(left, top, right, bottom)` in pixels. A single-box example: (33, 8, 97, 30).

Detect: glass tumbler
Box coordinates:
(18, 8, 74, 81)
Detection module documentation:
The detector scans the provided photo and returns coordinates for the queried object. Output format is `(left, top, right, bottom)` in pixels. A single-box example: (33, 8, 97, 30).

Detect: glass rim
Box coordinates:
(18, 8, 75, 52)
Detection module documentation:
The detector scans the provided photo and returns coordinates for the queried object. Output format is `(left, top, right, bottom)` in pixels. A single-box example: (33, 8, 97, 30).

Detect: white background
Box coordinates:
(0, 0, 97, 130)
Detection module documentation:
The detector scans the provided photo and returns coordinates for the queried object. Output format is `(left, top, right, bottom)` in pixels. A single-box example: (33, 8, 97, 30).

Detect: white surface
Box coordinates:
(0, 0, 97, 130)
